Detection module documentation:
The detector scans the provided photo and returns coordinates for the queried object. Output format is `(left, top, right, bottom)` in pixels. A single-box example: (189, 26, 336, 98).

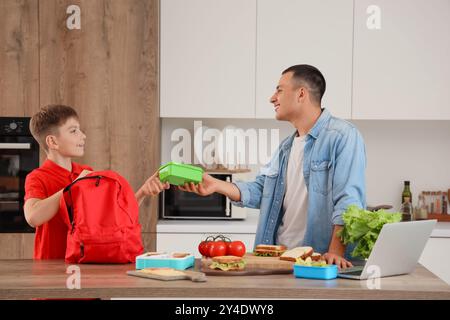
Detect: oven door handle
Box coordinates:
(0, 143, 31, 150)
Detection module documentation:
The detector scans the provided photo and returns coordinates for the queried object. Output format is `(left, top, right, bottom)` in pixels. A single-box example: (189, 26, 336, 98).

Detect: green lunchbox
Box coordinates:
(158, 162, 203, 186)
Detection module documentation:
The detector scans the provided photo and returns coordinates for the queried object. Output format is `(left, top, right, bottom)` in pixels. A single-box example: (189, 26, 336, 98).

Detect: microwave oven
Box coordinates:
(160, 173, 246, 220)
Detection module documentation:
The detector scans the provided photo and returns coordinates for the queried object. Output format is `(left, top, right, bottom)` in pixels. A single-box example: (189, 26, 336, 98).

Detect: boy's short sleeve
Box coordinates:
(24, 173, 47, 201)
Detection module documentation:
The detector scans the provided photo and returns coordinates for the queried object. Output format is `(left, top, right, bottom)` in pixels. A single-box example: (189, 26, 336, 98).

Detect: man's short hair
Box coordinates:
(282, 64, 326, 104)
(30, 104, 79, 151)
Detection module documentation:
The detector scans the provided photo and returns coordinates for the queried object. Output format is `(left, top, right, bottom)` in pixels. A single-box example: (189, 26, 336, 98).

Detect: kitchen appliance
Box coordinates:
(0, 117, 39, 233)
(160, 173, 246, 220)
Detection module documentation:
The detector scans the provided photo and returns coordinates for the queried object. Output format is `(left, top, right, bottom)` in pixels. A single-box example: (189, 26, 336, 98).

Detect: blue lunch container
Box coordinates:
(293, 264, 338, 280)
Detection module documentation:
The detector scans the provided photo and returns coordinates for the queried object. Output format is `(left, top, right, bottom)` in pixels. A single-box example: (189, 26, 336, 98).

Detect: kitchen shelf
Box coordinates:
(428, 214, 450, 222)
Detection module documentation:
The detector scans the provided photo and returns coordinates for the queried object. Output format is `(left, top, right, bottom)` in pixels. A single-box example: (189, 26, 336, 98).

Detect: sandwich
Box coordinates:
(279, 246, 314, 262)
(209, 255, 246, 271)
(310, 252, 322, 261)
(253, 244, 287, 257)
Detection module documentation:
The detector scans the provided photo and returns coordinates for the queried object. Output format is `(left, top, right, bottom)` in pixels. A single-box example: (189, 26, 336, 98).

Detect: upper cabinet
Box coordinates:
(255, 0, 354, 119)
(161, 0, 449, 120)
(352, 0, 450, 120)
(160, 0, 256, 118)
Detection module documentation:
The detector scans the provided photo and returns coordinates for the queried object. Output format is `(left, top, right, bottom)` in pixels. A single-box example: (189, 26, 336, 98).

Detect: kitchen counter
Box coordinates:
(157, 211, 259, 234)
(0, 260, 449, 299)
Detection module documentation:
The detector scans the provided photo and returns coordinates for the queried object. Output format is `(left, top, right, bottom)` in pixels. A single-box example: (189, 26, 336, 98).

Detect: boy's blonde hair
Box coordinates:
(30, 105, 79, 152)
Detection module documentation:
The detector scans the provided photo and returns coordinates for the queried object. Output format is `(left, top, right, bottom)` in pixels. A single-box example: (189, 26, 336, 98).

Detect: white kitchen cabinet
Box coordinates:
(160, 0, 256, 118)
(157, 233, 256, 259)
(419, 237, 450, 285)
(255, 0, 353, 119)
(352, 0, 450, 120)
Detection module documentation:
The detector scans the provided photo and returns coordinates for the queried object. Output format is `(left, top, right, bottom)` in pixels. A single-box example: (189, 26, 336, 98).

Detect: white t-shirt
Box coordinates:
(276, 134, 309, 249)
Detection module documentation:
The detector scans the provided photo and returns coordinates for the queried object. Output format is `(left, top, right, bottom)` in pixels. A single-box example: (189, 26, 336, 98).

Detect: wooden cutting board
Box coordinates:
(202, 268, 292, 276)
(201, 253, 294, 276)
(127, 269, 207, 282)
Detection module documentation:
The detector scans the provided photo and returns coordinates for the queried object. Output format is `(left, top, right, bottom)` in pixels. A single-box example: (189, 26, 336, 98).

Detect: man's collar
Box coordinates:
(281, 108, 331, 151)
(308, 108, 330, 140)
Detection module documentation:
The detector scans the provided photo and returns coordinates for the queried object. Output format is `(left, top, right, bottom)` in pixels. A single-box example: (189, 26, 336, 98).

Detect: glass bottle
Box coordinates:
(401, 181, 412, 205)
(415, 193, 428, 220)
(401, 197, 413, 221)
(442, 192, 448, 215)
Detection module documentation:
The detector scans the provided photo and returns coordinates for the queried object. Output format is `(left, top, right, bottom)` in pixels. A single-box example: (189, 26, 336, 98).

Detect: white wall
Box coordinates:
(161, 118, 450, 211)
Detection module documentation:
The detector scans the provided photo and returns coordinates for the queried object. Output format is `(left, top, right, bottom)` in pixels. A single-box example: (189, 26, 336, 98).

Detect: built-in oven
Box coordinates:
(0, 117, 39, 233)
(160, 173, 246, 220)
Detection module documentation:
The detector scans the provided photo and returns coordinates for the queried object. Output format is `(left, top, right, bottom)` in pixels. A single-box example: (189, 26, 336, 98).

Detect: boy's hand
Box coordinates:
(178, 173, 218, 196)
(139, 171, 170, 197)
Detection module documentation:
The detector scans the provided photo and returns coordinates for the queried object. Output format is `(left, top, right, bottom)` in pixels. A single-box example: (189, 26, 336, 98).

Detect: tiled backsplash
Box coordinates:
(161, 118, 450, 212)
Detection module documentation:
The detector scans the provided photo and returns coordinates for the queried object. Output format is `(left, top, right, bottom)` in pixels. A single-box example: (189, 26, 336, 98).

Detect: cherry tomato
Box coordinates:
(226, 241, 246, 257)
(208, 240, 227, 257)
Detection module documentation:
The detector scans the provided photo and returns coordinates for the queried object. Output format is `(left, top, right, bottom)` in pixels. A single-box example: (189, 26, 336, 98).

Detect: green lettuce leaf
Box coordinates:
(338, 205, 402, 259)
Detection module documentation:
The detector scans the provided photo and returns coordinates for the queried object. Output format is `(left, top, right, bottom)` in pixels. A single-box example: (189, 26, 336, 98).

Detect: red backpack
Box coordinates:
(60, 170, 144, 264)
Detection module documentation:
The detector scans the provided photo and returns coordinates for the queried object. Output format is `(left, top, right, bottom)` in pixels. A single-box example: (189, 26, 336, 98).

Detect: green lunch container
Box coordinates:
(158, 162, 203, 186)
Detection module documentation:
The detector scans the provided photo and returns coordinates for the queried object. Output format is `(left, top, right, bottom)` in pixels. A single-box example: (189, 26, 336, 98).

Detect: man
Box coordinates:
(180, 65, 366, 269)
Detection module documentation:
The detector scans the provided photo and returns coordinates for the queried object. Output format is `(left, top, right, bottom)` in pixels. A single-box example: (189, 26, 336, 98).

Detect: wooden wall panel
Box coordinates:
(0, 0, 39, 116)
(0, 0, 159, 258)
(0, 234, 34, 259)
(39, 0, 160, 235)
(0, 0, 39, 259)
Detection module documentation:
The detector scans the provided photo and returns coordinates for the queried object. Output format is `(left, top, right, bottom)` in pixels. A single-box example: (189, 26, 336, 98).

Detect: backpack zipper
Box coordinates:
(80, 242, 84, 258)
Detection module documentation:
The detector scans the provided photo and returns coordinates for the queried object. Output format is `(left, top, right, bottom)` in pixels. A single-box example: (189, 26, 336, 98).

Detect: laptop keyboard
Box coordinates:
(340, 270, 363, 276)
(339, 266, 364, 275)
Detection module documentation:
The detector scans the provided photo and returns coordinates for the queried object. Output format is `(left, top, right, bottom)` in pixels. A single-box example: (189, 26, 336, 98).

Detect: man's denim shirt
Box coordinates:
(232, 109, 366, 256)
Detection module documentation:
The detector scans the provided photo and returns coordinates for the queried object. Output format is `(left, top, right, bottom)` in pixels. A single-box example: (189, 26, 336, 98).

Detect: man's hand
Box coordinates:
(178, 173, 218, 196)
(323, 252, 353, 269)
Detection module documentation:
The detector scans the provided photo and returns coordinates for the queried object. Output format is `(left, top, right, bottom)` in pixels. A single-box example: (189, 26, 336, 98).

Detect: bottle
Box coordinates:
(443, 192, 448, 215)
(401, 181, 412, 205)
(415, 193, 428, 220)
(436, 191, 442, 214)
(400, 197, 413, 221)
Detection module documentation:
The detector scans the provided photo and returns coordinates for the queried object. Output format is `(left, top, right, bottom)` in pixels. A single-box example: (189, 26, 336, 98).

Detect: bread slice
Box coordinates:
(253, 244, 287, 257)
(279, 246, 314, 262)
(255, 244, 287, 251)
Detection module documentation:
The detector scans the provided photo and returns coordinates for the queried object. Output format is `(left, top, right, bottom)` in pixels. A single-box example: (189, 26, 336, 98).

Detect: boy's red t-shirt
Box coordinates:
(24, 159, 93, 259)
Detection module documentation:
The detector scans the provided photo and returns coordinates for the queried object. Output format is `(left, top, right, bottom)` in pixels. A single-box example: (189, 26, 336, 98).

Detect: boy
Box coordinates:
(24, 104, 168, 259)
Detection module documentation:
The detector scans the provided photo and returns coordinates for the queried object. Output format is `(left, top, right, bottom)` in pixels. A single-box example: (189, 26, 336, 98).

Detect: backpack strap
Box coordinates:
(63, 175, 103, 233)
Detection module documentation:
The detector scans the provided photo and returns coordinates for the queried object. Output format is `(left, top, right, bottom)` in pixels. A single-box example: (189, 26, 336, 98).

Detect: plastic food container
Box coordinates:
(293, 264, 338, 280)
(135, 252, 195, 270)
(159, 162, 203, 186)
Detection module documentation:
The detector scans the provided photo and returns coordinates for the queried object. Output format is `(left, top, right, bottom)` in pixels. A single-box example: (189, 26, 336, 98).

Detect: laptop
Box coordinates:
(338, 219, 436, 280)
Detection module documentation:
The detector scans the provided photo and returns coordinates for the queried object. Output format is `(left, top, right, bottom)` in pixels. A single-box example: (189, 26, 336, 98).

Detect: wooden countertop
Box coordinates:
(0, 260, 449, 299)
